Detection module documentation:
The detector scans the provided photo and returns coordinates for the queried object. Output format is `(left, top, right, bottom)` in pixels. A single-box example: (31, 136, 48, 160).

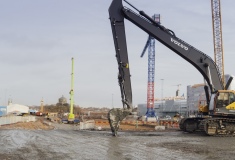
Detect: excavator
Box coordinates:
(108, 0, 235, 136)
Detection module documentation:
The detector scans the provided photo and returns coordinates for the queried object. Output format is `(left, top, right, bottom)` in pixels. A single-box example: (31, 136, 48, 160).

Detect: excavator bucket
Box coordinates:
(108, 108, 131, 136)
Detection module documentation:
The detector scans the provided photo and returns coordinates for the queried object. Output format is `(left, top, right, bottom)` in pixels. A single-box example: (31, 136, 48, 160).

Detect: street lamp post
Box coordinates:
(4, 89, 7, 106)
(112, 94, 114, 108)
(161, 79, 164, 112)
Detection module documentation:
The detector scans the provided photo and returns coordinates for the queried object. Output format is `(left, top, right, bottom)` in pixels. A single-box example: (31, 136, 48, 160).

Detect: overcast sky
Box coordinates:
(0, 0, 234, 108)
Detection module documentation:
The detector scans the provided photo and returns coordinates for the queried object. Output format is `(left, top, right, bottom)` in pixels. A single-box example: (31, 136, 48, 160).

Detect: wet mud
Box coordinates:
(0, 129, 235, 160)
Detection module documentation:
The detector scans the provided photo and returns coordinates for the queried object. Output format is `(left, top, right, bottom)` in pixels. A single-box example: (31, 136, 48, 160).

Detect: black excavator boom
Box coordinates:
(108, 0, 225, 136)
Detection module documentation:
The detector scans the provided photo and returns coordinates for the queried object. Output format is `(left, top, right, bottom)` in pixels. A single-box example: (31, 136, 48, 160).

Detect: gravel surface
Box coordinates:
(0, 125, 235, 160)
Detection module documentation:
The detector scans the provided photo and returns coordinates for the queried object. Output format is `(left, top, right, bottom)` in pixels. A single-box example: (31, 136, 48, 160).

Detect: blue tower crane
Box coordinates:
(140, 14, 160, 119)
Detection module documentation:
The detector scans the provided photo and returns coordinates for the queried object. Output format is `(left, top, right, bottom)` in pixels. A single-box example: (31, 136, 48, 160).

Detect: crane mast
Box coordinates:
(146, 36, 155, 111)
(140, 14, 160, 118)
(211, 0, 225, 87)
(68, 57, 75, 121)
(174, 84, 181, 97)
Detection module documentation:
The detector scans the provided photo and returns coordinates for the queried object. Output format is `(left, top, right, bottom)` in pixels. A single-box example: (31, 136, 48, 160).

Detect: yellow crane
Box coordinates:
(211, 0, 225, 87)
(68, 57, 75, 122)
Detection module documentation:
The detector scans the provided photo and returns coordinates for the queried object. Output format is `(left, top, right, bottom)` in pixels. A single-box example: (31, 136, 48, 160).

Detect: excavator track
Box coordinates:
(201, 118, 235, 137)
(179, 117, 203, 133)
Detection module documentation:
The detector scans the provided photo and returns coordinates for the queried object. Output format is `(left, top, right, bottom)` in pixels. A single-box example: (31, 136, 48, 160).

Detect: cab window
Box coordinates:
(216, 92, 229, 108)
(229, 92, 235, 103)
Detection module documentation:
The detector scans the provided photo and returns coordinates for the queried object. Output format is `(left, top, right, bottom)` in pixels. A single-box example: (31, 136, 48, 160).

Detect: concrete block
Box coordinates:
(141, 116, 147, 121)
(155, 126, 165, 131)
(79, 120, 95, 130)
(147, 117, 157, 122)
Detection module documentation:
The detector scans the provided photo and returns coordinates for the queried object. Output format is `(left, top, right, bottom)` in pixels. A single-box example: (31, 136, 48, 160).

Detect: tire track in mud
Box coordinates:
(0, 130, 37, 160)
(0, 130, 77, 160)
(0, 130, 33, 150)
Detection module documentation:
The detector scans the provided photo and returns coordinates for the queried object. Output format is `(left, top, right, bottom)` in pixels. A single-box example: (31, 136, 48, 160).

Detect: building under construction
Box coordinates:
(187, 74, 235, 116)
(138, 96, 187, 119)
(138, 74, 235, 119)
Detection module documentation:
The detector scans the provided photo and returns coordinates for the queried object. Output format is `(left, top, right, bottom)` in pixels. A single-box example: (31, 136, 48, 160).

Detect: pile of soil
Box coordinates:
(0, 119, 54, 130)
(119, 124, 156, 131)
(95, 119, 157, 131)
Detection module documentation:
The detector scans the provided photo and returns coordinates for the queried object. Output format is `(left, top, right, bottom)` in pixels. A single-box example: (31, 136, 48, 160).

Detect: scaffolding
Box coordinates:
(140, 14, 160, 117)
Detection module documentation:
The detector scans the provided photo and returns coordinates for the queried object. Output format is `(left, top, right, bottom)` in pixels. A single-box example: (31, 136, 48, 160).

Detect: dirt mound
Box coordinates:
(0, 120, 54, 130)
(95, 119, 158, 131)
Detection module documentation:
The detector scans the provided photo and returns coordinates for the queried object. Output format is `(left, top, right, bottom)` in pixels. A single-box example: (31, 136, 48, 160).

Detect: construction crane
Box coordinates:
(211, 0, 225, 87)
(68, 57, 75, 122)
(140, 14, 160, 118)
(173, 84, 181, 97)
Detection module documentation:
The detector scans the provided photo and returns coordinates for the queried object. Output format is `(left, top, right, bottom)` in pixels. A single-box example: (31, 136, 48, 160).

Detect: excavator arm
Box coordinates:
(108, 0, 224, 136)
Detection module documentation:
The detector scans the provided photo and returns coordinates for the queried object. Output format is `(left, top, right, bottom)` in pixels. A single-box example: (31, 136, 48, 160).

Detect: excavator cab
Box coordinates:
(214, 91, 235, 113)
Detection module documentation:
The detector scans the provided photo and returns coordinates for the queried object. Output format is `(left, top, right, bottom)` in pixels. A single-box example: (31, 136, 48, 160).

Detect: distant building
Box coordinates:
(0, 104, 29, 116)
(187, 83, 205, 116)
(138, 96, 187, 118)
(187, 74, 235, 116)
(58, 95, 67, 104)
(0, 106, 7, 116)
(138, 74, 235, 118)
(7, 104, 29, 115)
(29, 109, 37, 114)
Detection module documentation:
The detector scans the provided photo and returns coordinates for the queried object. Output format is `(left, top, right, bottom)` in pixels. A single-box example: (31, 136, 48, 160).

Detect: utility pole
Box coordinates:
(4, 89, 7, 106)
(112, 94, 114, 108)
(161, 79, 164, 111)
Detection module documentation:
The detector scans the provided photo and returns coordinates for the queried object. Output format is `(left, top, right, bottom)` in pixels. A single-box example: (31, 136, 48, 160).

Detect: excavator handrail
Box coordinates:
(123, 7, 175, 36)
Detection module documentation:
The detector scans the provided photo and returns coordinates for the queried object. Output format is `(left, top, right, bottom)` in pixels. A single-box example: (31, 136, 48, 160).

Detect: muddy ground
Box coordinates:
(0, 120, 235, 160)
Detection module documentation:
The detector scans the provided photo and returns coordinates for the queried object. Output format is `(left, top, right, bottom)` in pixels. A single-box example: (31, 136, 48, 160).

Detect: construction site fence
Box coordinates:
(95, 120, 179, 129)
(0, 115, 36, 126)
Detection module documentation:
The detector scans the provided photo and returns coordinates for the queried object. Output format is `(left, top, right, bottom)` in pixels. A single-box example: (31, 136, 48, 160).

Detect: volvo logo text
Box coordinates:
(171, 38, 188, 50)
